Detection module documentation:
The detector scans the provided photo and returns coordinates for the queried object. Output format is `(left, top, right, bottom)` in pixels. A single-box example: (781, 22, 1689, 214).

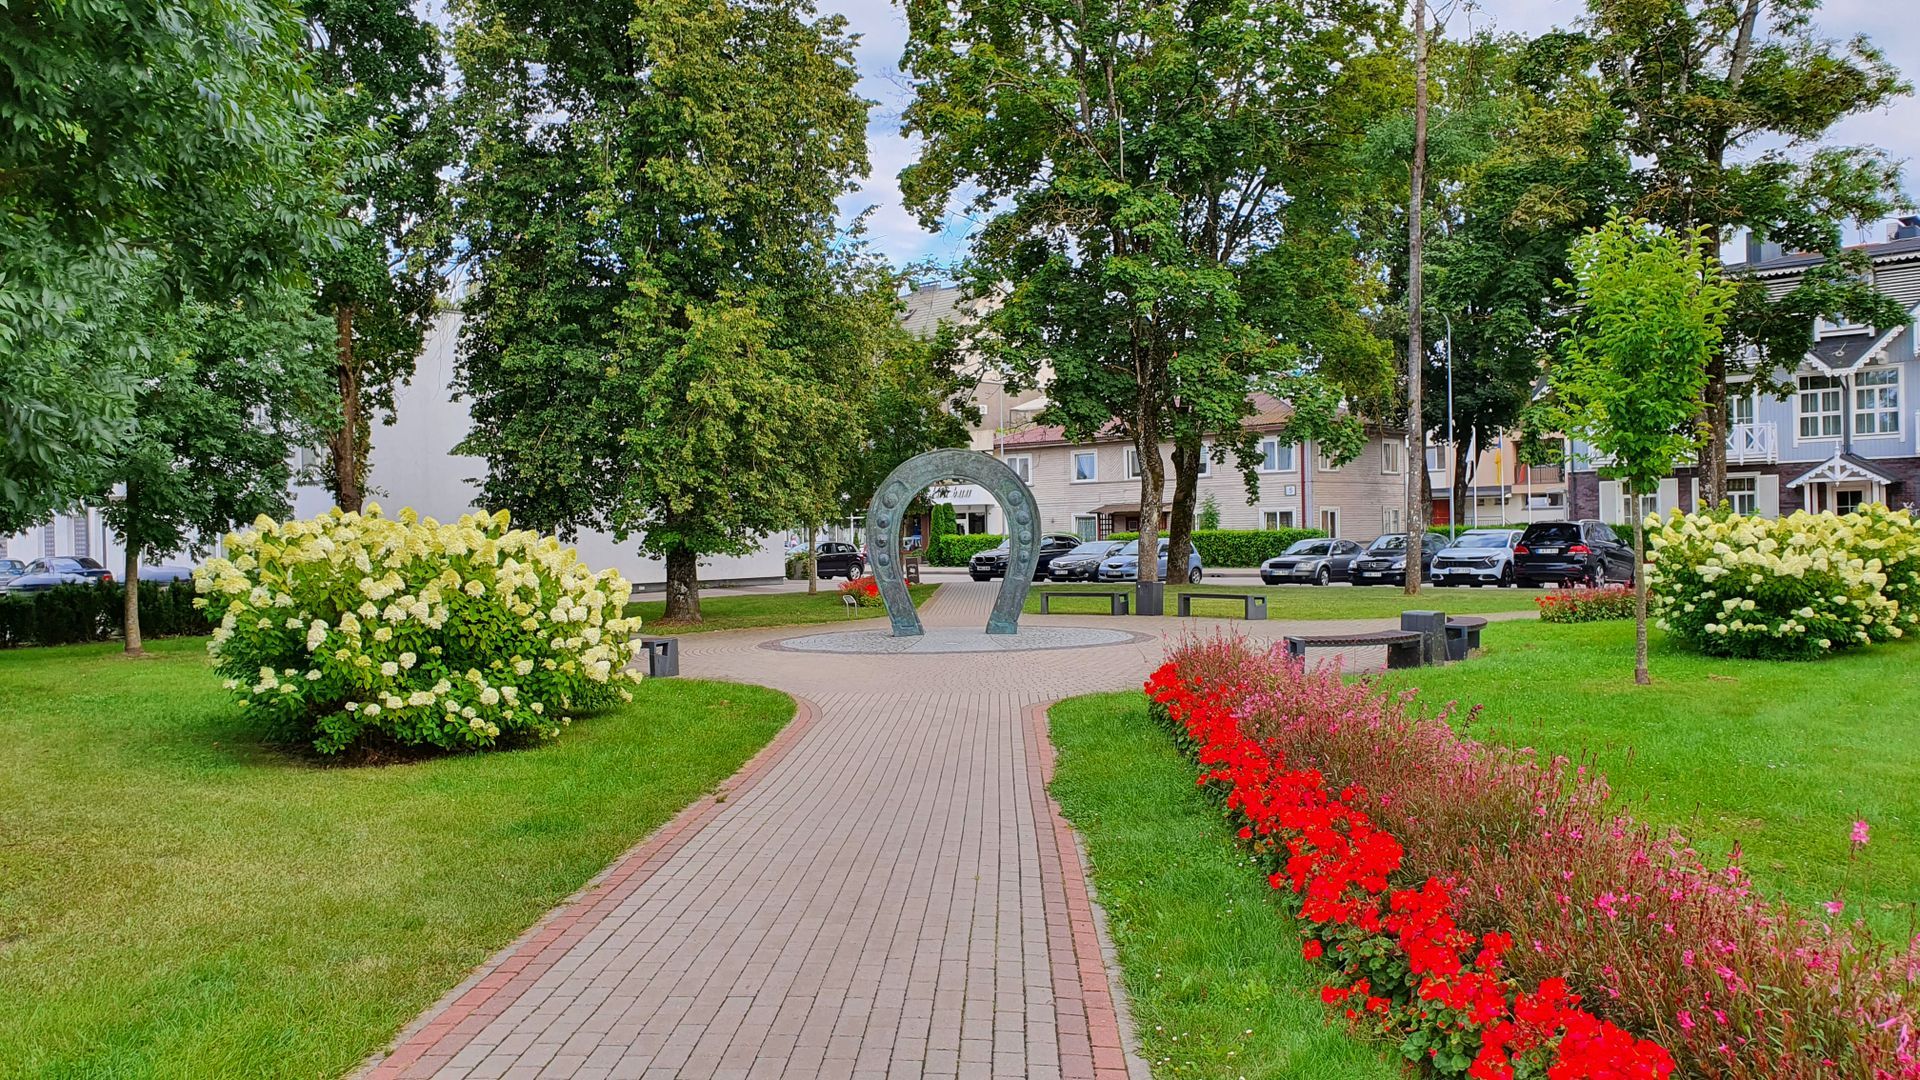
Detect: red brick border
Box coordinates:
(1024, 700, 1134, 1080)
(358, 694, 822, 1079)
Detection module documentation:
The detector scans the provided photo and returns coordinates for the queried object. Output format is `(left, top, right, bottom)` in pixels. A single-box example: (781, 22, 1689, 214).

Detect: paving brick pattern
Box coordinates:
(368, 583, 1533, 1079)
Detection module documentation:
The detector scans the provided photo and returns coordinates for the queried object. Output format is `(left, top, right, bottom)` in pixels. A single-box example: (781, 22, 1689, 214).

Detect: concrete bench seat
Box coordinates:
(632, 636, 679, 677)
(1038, 589, 1130, 616)
(1175, 591, 1268, 620)
(1283, 629, 1424, 670)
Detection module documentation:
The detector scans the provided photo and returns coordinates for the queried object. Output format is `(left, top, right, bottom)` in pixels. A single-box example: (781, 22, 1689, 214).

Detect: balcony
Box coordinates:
(1726, 422, 1777, 465)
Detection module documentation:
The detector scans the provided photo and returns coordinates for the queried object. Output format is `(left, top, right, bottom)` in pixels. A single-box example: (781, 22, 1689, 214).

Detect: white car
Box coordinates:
(1429, 529, 1525, 587)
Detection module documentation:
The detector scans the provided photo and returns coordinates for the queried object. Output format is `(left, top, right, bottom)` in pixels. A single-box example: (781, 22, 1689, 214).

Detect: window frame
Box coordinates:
(1258, 438, 1296, 473)
(1003, 454, 1033, 484)
(1795, 374, 1844, 441)
(1725, 475, 1758, 516)
(1318, 506, 1341, 538)
(1381, 440, 1405, 475)
(1852, 365, 1902, 438)
(1071, 450, 1099, 483)
(1124, 446, 1143, 481)
(1261, 508, 1297, 530)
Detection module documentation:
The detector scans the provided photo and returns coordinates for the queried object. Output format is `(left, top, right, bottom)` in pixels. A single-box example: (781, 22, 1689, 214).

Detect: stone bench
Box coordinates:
(1445, 615, 1489, 660)
(1175, 591, 1268, 620)
(1283, 630, 1425, 670)
(632, 636, 679, 677)
(1038, 589, 1130, 616)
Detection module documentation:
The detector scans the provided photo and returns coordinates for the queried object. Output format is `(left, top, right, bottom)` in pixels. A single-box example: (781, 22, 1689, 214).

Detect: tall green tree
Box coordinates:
(305, 0, 454, 511)
(900, 0, 1396, 589)
(99, 282, 334, 656)
(450, 0, 871, 622)
(1546, 0, 1910, 505)
(1541, 215, 1733, 684)
(0, 0, 337, 532)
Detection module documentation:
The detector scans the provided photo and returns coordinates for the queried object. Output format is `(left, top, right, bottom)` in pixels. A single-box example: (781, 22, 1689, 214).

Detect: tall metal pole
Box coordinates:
(1402, 0, 1429, 595)
(1444, 314, 1455, 535)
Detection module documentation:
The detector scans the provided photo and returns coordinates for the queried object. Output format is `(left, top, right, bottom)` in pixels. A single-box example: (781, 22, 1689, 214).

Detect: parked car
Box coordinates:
(970, 533, 1083, 581)
(1096, 538, 1205, 583)
(1347, 533, 1447, 586)
(1513, 520, 1635, 588)
(799, 541, 866, 579)
(3, 556, 114, 593)
(139, 565, 196, 584)
(1260, 538, 1365, 586)
(1430, 529, 1526, 587)
(0, 559, 26, 589)
(1046, 540, 1127, 582)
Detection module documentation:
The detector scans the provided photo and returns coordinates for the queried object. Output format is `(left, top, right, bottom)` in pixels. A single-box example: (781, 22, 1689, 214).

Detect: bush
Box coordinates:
(0, 581, 211, 648)
(1108, 528, 1326, 567)
(927, 533, 1004, 566)
(1534, 583, 1635, 623)
(195, 505, 642, 755)
(1647, 505, 1920, 660)
(838, 575, 883, 607)
(1150, 638, 1920, 1079)
(931, 503, 958, 539)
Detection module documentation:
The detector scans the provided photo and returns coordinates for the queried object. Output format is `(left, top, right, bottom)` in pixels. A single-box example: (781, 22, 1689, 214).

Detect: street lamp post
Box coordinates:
(1443, 315, 1455, 535)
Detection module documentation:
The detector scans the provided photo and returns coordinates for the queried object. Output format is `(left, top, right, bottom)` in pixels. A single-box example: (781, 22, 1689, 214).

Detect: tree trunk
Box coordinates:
(1166, 436, 1201, 585)
(1451, 436, 1470, 531)
(1135, 405, 1164, 585)
(664, 546, 702, 623)
(1633, 483, 1650, 685)
(1698, 351, 1727, 510)
(329, 305, 365, 513)
(122, 530, 144, 658)
(806, 523, 819, 595)
(1403, 0, 1429, 597)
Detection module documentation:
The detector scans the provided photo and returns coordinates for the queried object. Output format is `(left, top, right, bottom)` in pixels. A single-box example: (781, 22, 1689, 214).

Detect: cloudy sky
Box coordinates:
(826, 0, 1919, 272)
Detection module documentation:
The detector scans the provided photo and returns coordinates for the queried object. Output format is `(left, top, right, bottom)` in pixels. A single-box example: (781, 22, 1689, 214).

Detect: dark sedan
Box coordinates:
(1046, 540, 1127, 582)
(1347, 533, 1447, 587)
(971, 533, 1083, 581)
(1260, 538, 1364, 585)
(4, 555, 115, 593)
(1513, 520, 1635, 588)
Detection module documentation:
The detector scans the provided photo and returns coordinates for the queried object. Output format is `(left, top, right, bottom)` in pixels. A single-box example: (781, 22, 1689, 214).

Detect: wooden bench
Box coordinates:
(1038, 589, 1130, 616)
(1175, 590, 1268, 620)
(1444, 616, 1488, 660)
(1283, 630, 1425, 670)
(632, 636, 679, 677)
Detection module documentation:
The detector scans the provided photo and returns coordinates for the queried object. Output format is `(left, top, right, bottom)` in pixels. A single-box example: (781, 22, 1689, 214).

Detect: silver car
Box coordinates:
(1430, 529, 1525, 587)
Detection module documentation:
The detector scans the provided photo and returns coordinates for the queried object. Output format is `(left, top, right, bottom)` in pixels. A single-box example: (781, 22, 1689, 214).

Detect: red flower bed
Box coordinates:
(1145, 637, 1920, 1079)
(839, 575, 882, 607)
(1535, 584, 1636, 623)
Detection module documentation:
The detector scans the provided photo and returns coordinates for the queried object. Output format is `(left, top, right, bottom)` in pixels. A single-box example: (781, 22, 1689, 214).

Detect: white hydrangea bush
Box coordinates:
(1647, 504, 1920, 660)
(194, 505, 643, 754)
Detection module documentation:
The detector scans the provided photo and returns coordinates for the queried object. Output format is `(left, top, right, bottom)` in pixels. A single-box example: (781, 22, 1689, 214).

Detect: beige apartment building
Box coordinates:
(998, 398, 1411, 542)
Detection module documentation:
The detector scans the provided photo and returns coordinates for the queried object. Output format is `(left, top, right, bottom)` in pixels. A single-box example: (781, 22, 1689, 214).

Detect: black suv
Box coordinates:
(1513, 520, 1634, 588)
(807, 541, 867, 579)
(970, 533, 1083, 581)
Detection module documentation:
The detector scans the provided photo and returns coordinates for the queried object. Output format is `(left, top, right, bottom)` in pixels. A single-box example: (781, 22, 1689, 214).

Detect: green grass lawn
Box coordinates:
(1383, 620, 1919, 939)
(1047, 694, 1400, 1080)
(626, 582, 939, 633)
(1029, 582, 1546, 620)
(0, 638, 794, 1079)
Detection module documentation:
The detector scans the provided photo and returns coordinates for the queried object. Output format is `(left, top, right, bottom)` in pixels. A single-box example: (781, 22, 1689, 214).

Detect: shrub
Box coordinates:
(838, 575, 883, 607)
(1534, 583, 1635, 623)
(927, 533, 1004, 566)
(0, 581, 211, 648)
(1107, 528, 1326, 567)
(194, 505, 642, 755)
(1647, 505, 1920, 660)
(1150, 638, 1920, 1079)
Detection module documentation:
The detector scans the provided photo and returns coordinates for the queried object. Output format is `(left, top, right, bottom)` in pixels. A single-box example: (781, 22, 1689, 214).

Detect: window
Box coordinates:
(1259, 438, 1295, 472)
(1262, 509, 1296, 530)
(1836, 489, 1865, 514)
(1382, 507, 1402, 533)
(1125, 447, 1142, 480)
(1381, 440, 1405, 475)
(1425, 446, 1444, 472)
(1317, 445, 1338, 472)
(1073, 515, 1097, 541)
(1003, 455, 1033, 484)
(1319, 507, 1340, 538)
(1620, 489, 1658, 524)
(1725, 476, 1758, 516)
(1797, 375, 1843, 439)
(1854, 367, 1901, 436)
(71, 514, 88, 558)
(1072, 451, 1098, 482)
(1196, 443, 1211, 477)
(1728, 393, 1755, 427)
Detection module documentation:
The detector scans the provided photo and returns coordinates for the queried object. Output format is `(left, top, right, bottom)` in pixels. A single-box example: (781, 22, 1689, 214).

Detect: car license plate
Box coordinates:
(1359, 571, 1380, 578)
(1536, 546, 1561, 555)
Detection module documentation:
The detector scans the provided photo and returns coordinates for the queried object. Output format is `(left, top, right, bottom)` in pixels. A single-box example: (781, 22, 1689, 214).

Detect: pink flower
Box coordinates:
(1825, 899, 1846, 916)
(1852, 819, 1871, 847)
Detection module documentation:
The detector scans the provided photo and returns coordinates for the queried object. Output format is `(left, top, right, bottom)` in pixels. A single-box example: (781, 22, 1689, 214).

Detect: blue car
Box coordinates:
(1097, 538, 1204, 583)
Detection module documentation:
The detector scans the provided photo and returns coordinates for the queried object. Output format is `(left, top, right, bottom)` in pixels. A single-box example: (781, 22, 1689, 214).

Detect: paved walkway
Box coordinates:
(367, 584, 1531, 1080)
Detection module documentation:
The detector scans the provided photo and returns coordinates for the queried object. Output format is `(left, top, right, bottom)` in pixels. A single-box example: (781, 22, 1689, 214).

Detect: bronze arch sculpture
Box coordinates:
(866, 449, 1042, 636)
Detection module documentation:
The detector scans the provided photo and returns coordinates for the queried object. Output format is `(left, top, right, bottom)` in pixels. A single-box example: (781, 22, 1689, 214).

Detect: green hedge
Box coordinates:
(927, 533, 1006, 566)
(1108, 528, 1326, 567)
(0, 581, 211, 648)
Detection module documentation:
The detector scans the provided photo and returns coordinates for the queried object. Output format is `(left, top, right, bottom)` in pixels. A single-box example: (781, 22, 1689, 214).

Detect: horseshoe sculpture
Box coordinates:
(867, 449, 1042, 636)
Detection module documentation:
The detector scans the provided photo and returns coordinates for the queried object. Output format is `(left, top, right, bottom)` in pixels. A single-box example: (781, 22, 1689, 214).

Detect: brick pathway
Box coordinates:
(367, 584, 1532, 1079)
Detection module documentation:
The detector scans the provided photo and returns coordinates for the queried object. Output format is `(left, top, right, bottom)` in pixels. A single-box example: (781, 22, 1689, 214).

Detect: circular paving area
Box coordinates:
(765, 624, 1150, 654)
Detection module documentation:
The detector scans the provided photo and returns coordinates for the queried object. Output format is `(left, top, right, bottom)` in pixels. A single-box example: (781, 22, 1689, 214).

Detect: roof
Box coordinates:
(1786, 452, 1898, 489)
(1803, 299, 1920, 374)
(997, 392, 1328, 449)
(898, 284, 975, 338)
(1742, 234, 1920, 278)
